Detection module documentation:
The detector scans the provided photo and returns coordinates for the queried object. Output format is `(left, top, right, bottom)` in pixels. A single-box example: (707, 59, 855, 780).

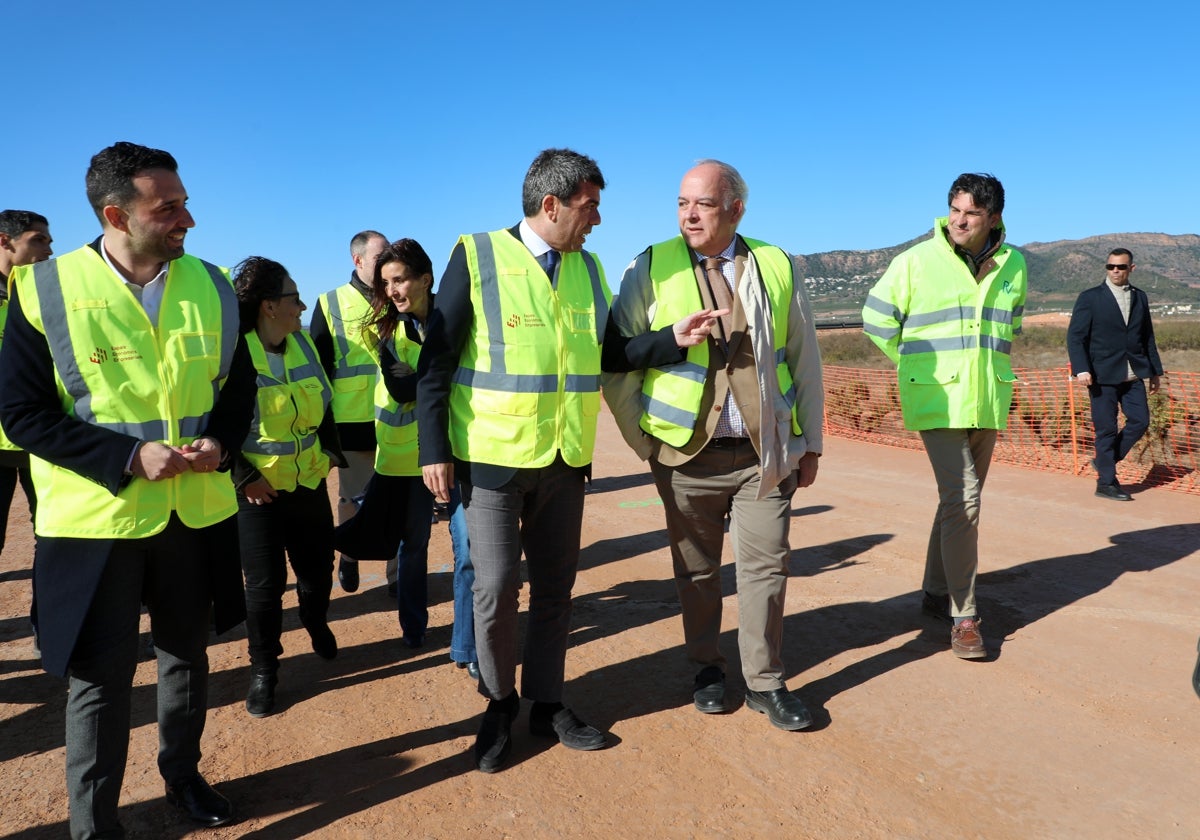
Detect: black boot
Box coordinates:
(244, 609, 282, 717)
(246, 670, 278, 718)
(297, 586, 337, 659)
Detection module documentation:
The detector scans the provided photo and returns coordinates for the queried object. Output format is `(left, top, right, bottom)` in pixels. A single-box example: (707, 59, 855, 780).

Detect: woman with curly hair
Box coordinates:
(232, 256, 345, 717)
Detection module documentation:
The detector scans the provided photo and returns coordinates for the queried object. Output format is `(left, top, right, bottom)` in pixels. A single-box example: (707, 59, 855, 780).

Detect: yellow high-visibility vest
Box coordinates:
(243, 330, 332, 491)
(17, 246, 239, 538)
(319, 283, 378, 424)
(449, 230, 610, 468)
(639, 236, 802, 446)
(863, 219, 1027, 430)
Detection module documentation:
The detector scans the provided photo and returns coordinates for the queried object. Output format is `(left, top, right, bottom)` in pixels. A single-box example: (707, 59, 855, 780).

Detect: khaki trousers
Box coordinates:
(919, 428, 997, 619)
(650, 440, 794, 692)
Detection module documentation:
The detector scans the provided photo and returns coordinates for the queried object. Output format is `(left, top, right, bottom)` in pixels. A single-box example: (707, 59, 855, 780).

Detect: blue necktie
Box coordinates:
(539, 249, 559, 280)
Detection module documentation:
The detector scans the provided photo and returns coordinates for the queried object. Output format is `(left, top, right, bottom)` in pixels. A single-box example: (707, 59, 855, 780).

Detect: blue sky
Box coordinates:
(4, 2, 1195, 312)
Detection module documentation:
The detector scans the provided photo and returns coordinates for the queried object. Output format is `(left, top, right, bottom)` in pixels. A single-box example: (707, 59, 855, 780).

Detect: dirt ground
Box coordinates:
(2, 407, 1199, 839)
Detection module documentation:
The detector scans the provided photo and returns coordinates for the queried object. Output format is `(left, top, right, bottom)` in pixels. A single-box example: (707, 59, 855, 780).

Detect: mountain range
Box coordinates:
(799, 231, 1200, 318)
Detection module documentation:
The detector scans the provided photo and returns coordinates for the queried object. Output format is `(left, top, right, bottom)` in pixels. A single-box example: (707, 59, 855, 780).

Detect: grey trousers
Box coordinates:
(65, 517, 214, 840)
(650, 440, 795, 692)
(919, 428, 997, 619)
(464, 457, 585, 703)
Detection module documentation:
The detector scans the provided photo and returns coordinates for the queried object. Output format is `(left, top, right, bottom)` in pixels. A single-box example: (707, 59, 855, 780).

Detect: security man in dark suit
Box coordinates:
(1067, 248, 1163, 501)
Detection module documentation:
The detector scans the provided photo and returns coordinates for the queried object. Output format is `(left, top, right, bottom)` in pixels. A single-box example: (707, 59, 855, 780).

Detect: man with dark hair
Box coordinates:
(311, 230, 389, 593)
(602, 159, 824, 731)
(0, 141, 255, 836)
(418, 147, 610, 772)
(0, 210, 52, 565)
(1067, 248, 1163, 501)
(863, 173, 1027, 660)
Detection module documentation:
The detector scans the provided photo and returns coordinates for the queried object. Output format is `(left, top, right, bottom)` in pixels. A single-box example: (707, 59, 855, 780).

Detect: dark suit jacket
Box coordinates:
(1066, 281, 1163, 385)
(0, 241, 256, 676)
(416, 225, 589, 489)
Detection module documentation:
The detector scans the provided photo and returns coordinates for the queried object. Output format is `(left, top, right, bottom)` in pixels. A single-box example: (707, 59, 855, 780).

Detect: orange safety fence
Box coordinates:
(824, 366, 1200, 496)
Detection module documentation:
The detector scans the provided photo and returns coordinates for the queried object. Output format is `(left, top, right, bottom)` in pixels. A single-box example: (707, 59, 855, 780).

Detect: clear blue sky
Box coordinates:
(4, 2, 1195, 314)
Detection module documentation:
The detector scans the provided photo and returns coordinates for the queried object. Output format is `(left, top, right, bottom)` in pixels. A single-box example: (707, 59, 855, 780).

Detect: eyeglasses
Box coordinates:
(1105, 264, 1131, 271)
(272, 292, 302, 301)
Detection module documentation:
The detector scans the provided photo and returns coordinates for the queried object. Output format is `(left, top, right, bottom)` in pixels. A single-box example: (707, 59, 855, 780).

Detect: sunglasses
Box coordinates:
(272, 292, 302, 301)
(1105, 264, 1131, 271)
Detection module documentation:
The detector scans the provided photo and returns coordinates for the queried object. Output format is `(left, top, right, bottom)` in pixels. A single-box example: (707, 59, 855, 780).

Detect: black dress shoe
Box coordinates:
(529, 703, 607, 750)
(338, 557, 359, 592)
(455, 660, 481, 680)
(1096, 482, 1132, 501)
(165, 774, 235, 827)
(693, 665, 727, 713)
(744, 687, 813, 731)
(475, 692, 519, 773)
(245, 672, 277, 718)
(308, 623, 338, 660)
(401, 634, 425, 649)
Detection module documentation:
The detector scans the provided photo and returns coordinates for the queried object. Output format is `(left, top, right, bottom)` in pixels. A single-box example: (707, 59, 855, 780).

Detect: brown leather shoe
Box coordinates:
(950, 619, 986, 659)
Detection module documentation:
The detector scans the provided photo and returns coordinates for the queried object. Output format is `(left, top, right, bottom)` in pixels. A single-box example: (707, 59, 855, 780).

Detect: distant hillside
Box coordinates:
(800, 231, 1200, 318)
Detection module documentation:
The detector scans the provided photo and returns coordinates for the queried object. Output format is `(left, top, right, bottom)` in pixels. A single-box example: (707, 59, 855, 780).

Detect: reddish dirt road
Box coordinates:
(2, 407, 1199, 839)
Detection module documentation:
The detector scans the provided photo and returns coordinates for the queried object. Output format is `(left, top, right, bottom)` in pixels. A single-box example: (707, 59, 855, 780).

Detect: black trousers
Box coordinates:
(236, 481, 335, 671)
(65, 515, 218, 839)
(0, 450, 38, 629)
(0, 450, 37, 557)
(1089, 379, 1150, 485)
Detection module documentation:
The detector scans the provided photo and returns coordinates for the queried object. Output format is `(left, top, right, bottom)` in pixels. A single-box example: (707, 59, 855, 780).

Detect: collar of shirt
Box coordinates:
(1105, 278, 1131, 294)
(99, 238, 168, 288)
(100, 239, 168, 324)
(694, 238, 738, 284)
(518, 218, 554, 259)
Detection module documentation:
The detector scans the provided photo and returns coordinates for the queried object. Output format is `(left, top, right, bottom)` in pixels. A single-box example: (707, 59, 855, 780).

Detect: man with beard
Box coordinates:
(0, 142, 256, 837)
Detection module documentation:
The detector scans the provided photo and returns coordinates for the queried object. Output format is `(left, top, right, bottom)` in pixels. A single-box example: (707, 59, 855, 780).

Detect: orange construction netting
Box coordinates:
(824, 366, 1200, 495)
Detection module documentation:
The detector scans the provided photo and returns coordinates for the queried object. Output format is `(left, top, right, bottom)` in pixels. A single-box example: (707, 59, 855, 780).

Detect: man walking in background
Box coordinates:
(863, 173, 1027, 660)
(312, 231, 389, 592)
(0, 210, 52, 567)
(1067, 248, 1163, 501)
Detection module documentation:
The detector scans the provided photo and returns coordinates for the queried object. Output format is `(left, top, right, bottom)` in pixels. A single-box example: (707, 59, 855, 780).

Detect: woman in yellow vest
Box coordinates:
(333, 239, 437, 648)
(232, 257, 344, 718)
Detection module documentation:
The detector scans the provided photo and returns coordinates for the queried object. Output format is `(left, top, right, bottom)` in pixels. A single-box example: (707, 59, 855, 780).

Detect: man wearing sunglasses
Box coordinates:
(1067, 248, 1163, 501)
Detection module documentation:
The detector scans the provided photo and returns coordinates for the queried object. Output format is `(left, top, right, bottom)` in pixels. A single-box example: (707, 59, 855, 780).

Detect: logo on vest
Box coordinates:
(506, 313, 545, 329)
(88, 345, 144, 365)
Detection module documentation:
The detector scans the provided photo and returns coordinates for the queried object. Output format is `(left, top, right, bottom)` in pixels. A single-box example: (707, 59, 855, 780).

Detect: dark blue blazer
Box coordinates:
(0, 242, 256, 676)
(1066, 281, 1163, 385)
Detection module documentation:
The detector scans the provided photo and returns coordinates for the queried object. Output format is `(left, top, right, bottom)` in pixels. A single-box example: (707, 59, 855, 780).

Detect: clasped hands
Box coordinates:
(132, 436, 223, 481)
